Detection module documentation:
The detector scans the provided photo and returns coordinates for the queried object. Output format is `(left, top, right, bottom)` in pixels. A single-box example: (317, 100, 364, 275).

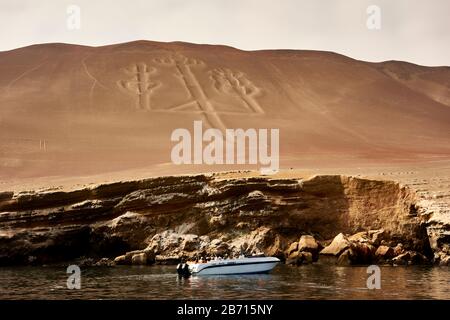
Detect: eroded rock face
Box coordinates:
(0, 173, 445, 266)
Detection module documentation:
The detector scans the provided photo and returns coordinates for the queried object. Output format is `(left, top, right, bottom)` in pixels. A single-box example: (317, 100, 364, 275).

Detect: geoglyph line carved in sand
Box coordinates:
(117, 63, 161, 110)
(153, 53, 227, 131)
(209, 68, 264, 114)
(5, 58, 49, 95)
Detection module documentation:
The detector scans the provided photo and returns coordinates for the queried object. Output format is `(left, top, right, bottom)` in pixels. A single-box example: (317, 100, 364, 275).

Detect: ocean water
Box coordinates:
(0, 264, 449, 300)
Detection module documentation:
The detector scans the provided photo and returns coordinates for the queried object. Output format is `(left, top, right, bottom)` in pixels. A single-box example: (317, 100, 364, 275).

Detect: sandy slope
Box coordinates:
(0, 40, 449, 189)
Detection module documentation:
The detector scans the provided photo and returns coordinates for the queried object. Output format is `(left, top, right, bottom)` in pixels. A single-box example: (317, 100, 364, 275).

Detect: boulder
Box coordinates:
(285, 258, 296, 266)
(370, 229, 387, 246)
(143, 248, 156, 264)
(337, 249, 353, 266)
(392, 252, 410, 265)
(320, 233, 351, 256)
(131, 252, 147, 265)
(114, 255, 127, 265)
(298, 235, 320, 262)
(350, 242, 375, 264)
(286, 251, 313, 266)
(375, 245, 395, 260)
(393, 243, 405, 256)
(286, 242, 298, 255)
(114, 249, 154, 265)
(288, 250, 300, 260)
(124, 250, 143, 263)
(299, 251, 313, 264)
(348, 231, 370, 243)
(439, 255, 450, 266)
(335, 242, 375, 265)
(392, 251, 428, 265)
(298, 235, 319, 252)
(409, 251, 429, 265)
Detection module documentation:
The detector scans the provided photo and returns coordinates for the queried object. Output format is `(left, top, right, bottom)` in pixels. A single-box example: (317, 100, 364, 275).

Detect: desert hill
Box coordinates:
(1, 40, 449, 184)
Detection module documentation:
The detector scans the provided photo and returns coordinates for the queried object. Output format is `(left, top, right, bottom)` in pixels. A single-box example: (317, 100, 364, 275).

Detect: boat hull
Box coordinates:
(189, 257, 280, 275)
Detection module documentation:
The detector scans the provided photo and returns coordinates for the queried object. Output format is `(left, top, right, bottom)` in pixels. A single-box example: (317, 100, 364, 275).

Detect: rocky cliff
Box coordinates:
(0, 173, 448, 266)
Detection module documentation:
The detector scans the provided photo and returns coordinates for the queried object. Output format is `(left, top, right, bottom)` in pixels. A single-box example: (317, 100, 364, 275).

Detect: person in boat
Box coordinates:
(177, 259, 190, 277)
(182, 263, 189, 275)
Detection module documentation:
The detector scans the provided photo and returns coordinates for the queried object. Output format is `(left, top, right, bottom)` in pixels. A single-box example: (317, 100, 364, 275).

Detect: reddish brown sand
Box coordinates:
(0, 40, 449, 194)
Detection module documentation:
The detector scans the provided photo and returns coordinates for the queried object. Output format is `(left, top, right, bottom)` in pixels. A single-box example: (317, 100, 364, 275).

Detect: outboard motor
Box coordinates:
(176, 263, 184, 276)
(182, 263, 190, 276)
(176, 262, 191, 277)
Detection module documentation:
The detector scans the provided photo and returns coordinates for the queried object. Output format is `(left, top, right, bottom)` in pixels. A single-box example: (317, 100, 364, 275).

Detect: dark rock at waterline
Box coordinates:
(298, 235, 321, 261)
(375, 245, 396, 261)
(286, 252, 314, 266)
(131, 252, 148, 265)
(438, 255, 450, 266)
(94, 257, 115, 267)
(334, 242, 375, 266)
(337, 249, 353, 266)
(392, 251, 429, 265)
(286, 235, 321, 263)
(318, 231, 434, 266)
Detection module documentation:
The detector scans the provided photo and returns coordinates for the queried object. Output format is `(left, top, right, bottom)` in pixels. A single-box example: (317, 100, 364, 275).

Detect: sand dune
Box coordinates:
(0, 40, 449, 186)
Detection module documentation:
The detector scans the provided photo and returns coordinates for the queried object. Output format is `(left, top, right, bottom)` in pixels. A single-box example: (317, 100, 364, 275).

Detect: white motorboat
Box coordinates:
(177, 256, 280, 276)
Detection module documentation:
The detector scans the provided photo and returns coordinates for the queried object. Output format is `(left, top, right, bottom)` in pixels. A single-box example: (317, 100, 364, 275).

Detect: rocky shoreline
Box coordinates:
(0, 173, 448, 267)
